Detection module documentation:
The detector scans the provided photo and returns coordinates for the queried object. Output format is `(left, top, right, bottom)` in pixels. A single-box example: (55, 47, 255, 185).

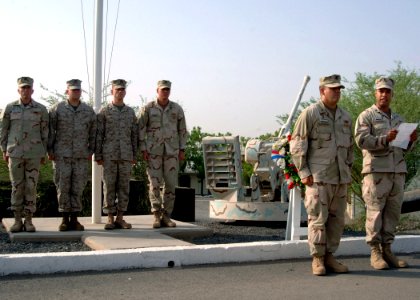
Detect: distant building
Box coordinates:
(179, 168, 209, 196)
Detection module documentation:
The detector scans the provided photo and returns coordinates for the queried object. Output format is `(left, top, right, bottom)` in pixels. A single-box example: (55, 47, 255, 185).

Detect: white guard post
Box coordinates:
(285, 187, 307, 240)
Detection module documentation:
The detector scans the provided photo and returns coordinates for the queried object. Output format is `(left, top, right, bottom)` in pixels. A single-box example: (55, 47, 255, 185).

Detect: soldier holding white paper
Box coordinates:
(355, 76, 417, 270)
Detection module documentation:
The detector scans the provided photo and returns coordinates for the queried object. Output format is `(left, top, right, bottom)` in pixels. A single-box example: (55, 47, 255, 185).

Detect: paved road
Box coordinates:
(1, 253, 419, 300)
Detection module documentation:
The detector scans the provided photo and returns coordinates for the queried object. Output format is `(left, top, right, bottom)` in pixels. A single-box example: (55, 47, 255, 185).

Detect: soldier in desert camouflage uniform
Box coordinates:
(290, 74, 353, 276)
(0, 77, 49, 232)
(138, 80, 188, 228)
(355, 77, 417, 270)
(95, 79, 137, 230)
(48, 79, 96, 231)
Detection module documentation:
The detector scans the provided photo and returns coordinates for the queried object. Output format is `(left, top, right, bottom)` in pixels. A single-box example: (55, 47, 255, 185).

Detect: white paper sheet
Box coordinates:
(390, 123, 418, 149)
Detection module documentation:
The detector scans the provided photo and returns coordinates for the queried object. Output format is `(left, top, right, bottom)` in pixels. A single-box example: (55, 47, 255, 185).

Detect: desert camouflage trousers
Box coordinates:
(304, 182, 348, 256)
(362, 172, 405, 245)
(8, 157, 41, 213)
(53, 158, 89, 213)
(102, 160, 132, 214)
(147, 154, 179, 214)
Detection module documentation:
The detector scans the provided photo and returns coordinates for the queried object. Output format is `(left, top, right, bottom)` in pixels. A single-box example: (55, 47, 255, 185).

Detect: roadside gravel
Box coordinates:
(1, 200, 419, 254)
(191, 220, 286, 244)
(0, 221, 288, 254)
(1, 221, 419, 254)
(0, 225, 91, 254)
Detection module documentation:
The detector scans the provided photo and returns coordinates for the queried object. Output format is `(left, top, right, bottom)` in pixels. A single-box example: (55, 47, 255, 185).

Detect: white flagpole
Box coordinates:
(92, 0, 103, 223)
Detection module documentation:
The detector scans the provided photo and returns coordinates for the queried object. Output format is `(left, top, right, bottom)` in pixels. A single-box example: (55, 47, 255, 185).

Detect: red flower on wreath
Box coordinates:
(272, 135, 305, 191)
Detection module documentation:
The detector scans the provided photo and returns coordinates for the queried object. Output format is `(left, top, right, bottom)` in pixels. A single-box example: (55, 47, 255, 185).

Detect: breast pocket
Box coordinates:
(316, 123, 332, 148)
(10, 111, 22, 120)
(149, 111, 161, 127)
(104, 112, 116, 126)
(170, 112, 178, 122)
(373, 121, 388, 135)
(79, 112, 93, 128)
(29, 111, 42, 122)
(338, 126, 352, 148)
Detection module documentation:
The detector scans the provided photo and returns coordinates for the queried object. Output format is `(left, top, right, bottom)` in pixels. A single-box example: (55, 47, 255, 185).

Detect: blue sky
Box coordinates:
(1, 0, 419, 137)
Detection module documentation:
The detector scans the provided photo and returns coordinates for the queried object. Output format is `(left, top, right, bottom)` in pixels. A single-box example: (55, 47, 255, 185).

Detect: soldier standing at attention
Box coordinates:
(355, 77, 417, 270)
(95, 79, 137, 230)
(48, 79, 96, 231)
(0, 77, 49, 232)
(290, 75, 353, 276)
(139, 80, 188, 228)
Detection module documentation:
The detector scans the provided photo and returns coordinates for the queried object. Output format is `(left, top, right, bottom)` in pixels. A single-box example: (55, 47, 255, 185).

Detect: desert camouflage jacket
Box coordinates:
(138, 99, 188, 156)
(0, 99, 48, 158)
(290, 100, 353, 184)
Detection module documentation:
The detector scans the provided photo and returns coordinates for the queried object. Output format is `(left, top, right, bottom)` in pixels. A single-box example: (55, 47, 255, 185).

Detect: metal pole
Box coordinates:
(278, 75, 311, 138)
(92, 0, 103, 224)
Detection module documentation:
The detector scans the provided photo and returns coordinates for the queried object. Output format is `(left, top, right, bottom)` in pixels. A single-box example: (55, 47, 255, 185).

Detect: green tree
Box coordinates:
(339, 63, 420, 199)
(181, 126, 211, 195)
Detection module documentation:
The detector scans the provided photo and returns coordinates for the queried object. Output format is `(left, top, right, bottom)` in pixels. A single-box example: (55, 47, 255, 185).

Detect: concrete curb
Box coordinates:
(1, 235, 419, 276)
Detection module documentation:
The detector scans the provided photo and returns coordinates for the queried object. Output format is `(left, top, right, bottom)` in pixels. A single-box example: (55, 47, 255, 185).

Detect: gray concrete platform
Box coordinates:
(2, 215, 212, 250)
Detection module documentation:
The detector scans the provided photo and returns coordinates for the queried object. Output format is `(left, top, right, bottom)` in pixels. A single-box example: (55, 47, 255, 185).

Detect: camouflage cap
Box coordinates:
(375, 76, 394, 90)
(111, 79, 127, 89)
(319, 74, 345, 89)
(66, 79, 82, 90)
(157, 80, 171, 89)
(17, 77, 34, 88)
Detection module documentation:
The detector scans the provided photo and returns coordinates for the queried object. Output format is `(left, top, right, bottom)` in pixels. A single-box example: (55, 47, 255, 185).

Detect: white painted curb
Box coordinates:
(1, 235, 419, 276)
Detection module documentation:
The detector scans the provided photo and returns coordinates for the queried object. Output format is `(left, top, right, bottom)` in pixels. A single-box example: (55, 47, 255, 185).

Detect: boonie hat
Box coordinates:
(375, 77, 394, 90)
(17, 77, 34, 88)
(319, 74, 345, 89)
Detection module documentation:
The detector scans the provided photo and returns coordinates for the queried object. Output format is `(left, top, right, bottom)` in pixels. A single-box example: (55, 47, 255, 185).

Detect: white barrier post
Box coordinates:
(285, 187, 307, 240)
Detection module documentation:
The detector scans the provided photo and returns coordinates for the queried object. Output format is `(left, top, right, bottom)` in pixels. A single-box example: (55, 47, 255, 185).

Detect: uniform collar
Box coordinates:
(18, 98, 36, 107)
(65, 100, 82, 110)
(110, 102, 127, 111)
(317, 100, 343, 120)
(372, 104, 395, 120)
(154, 98, 172, 111)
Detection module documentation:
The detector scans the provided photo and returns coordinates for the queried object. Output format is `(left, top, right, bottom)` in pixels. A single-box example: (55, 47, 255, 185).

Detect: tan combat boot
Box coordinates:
(10, 211, 23, 233)
(104, 213, 115, 230)
(312, 255, 326, 276)
(152, 211, 161, 228)
(114, 211, 132, 229)
(382, 243, 408, 268)
(161, 210, 176, 227)
(69, 213, 84, 231)
(23, 211, 36, 232)
(59, 213, 70, 231)
(370, 243, 389, 270)
(324, 252, 349, 273)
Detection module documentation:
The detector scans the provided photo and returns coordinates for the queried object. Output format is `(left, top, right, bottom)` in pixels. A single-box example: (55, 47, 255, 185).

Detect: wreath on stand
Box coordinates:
(271, 134, 305, 191)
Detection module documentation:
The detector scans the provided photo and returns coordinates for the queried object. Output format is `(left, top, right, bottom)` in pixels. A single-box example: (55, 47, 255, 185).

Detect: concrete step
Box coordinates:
(2, 215, 213, 250)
